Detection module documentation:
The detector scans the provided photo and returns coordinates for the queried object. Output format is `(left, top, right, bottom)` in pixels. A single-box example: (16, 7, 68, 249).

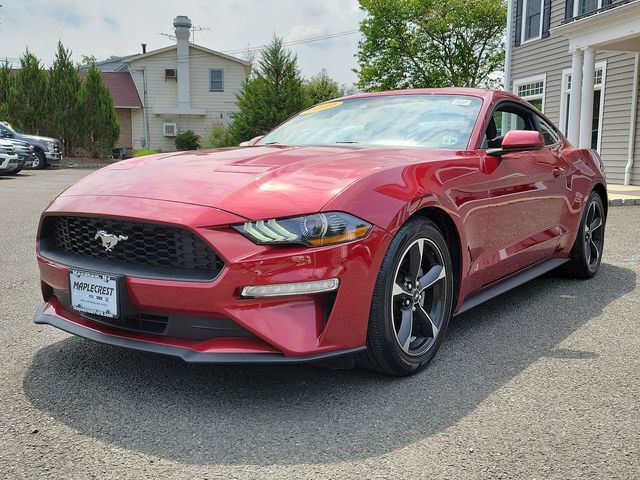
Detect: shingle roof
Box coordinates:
(100, 72, 142, 108)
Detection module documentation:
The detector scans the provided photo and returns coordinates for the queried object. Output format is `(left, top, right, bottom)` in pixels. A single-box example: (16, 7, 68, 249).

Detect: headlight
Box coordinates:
(234, 212, 371, 247)
(45, 141, 55, 151)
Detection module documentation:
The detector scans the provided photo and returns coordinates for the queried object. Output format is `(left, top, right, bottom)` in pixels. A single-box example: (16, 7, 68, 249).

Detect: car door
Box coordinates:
(479, 102, 566, 286)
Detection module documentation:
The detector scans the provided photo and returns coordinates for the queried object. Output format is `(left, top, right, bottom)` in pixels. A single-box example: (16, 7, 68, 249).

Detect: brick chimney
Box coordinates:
(174, 15, 191, 112)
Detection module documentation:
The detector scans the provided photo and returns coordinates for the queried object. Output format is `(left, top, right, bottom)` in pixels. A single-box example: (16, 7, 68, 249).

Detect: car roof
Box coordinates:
(335, 88, 520, 103)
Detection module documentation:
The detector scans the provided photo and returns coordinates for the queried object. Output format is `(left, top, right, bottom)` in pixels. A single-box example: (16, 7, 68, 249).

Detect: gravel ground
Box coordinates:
(1, 169, 639, 479)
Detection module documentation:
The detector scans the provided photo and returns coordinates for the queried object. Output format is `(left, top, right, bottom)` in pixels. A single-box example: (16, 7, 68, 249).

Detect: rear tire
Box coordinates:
(562, 191, 605, 279)
(32, 150, 48, 170)
(357, 218, 454, 376)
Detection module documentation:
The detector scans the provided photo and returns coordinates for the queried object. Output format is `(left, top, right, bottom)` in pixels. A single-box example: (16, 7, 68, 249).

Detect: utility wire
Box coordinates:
(219, 29, 360, 55)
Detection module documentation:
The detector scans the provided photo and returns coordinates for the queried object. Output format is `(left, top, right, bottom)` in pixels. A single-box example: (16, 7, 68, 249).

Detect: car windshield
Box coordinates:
(258, 94, 483, 149)
(2, 123, 22, 134)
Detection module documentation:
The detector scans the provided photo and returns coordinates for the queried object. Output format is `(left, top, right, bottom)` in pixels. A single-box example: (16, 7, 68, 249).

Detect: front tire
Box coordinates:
(563, 191, 605, 279)
(358, 218, 454, 376)
(32, 150, 48, 170)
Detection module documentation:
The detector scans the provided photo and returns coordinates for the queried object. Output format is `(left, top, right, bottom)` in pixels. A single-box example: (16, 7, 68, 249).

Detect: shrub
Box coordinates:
(175, 130, 200, 151)
(133, 148, 161, 157)
(202, 121, 235, 149)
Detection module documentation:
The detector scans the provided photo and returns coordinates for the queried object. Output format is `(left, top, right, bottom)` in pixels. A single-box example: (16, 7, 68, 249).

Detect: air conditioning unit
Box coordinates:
(165, 69, 177, 80)
(163, 122, 177, 137)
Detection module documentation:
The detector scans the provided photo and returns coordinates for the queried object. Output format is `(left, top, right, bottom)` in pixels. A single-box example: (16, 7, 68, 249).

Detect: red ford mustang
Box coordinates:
(34, 88, 607, 375)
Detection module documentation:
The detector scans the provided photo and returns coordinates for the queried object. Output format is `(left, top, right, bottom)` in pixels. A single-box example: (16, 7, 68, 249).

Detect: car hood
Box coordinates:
(60, 145, 443, 220)
(19, 134, 58, 143)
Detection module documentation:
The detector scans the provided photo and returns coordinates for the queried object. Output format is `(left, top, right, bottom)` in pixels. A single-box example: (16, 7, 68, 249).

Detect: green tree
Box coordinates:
(49, 41, 82, 156)
(229, 36, 306, 143)
(80, 54, 97, 66)
(11, 49, 49, 133)
(0, 60, 13, 120)
(77, 64, 120, 157)
(303, 69, 342, 106)
(356, 0, 506, 91)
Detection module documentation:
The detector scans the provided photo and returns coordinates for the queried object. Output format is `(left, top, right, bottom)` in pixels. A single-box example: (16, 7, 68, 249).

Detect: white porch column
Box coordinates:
(579, 47, 596, 148)
(568, 49, 584, 146)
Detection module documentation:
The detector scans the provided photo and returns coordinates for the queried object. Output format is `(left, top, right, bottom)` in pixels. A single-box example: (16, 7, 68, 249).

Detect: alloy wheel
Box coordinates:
(391, 238, 447, 357)
(584, 199, 604, 269)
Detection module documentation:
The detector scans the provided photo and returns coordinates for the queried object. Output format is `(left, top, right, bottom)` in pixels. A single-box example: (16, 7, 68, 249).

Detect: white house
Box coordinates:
(94, 15, 250, 152)
(504, 0, 640, 185)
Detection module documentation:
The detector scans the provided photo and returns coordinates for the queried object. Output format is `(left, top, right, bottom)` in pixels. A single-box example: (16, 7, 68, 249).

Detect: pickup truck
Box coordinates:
(0, 140, 19, 174)
(1, 139, 35, 174)
(0, 122, 62, 169)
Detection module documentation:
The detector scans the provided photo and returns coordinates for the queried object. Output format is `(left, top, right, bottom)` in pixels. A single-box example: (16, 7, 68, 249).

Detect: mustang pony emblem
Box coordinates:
(95, 230, 128, 252)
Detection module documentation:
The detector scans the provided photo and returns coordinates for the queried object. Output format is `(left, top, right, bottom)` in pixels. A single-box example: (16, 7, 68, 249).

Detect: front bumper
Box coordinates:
(33, 303, 365, 363)
(36, 195, 390, 361)
(0, 155, 18, 171)
(45, 152, 62, 163)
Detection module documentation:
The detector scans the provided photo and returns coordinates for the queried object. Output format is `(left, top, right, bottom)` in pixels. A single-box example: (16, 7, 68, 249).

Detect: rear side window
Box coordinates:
(537, 116, 560, 145)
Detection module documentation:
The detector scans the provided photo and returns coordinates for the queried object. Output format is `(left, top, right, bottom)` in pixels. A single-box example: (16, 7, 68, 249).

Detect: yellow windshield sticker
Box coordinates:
(301, 101, 343, 115)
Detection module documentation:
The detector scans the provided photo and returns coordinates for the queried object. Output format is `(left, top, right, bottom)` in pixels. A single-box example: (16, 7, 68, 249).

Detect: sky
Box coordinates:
(0, 0, 366, 86)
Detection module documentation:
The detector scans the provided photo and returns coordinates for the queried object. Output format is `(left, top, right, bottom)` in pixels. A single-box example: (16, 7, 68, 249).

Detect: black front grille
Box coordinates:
(44, 216, 224, 277)
(106, 312, 169, 334)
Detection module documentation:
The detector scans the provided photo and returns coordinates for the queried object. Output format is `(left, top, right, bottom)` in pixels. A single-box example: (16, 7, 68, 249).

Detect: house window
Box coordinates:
(576, 0, 602, 16)
(209, 69, 224, 92)
(514, 75, 546, 112)
(560, 63, 606, 151)
(522, 0, 544, 42)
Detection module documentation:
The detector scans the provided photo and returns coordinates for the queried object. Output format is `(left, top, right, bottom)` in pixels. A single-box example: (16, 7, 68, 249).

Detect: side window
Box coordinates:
(536, 116, 560, 145)
(209, 69, 224, 92)
(486, 106, 533, 148)
(493, 110, 527, 136)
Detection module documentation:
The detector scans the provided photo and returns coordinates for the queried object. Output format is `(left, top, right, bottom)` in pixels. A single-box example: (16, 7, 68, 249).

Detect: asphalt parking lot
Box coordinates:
(1, 169, 639, 479)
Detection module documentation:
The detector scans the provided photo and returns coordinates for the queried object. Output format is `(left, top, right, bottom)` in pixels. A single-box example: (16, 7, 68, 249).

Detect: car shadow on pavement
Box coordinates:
(23, 263, 635, 466)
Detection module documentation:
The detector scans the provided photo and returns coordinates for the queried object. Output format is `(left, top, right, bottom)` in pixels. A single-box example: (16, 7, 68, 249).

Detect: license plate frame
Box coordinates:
(69, 269, 121, 319)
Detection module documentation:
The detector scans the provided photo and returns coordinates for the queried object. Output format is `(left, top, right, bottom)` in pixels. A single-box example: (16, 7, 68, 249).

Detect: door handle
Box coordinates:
(552, 166, 566, 177)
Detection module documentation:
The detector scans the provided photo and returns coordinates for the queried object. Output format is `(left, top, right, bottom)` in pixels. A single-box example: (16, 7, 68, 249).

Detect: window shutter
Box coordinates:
(565, 0, 574, 19)
(542, 0, 552, 37)
(515, 0, 523, 47)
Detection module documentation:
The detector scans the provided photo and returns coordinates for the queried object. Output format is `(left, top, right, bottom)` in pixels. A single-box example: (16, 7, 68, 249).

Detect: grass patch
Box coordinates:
(133, 148, 161, 157)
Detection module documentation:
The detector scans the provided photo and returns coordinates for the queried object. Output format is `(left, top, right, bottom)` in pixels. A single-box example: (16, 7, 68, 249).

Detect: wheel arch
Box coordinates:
(409, 206, 462, 309)
(592, 182, 608, 218)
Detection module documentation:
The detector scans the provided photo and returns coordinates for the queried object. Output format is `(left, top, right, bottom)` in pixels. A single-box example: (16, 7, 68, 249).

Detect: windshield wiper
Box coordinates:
(335, 141, 360, 144)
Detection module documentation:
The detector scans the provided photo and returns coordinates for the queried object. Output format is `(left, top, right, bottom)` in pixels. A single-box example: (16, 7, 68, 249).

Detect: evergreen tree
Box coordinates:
(11, 50, 49, 133)
(303, 69, 342, 106)
(49, 41, 81, 156)
(229, 36, 306, 143)
(77, 64, 120, 158)
(0, 60, 13, 121)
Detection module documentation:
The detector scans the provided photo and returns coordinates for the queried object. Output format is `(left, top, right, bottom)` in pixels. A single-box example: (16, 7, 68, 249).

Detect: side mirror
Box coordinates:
(487, 130, 544, 157)
(239, 135, 264, 147)
(248, 135, 264, 146)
